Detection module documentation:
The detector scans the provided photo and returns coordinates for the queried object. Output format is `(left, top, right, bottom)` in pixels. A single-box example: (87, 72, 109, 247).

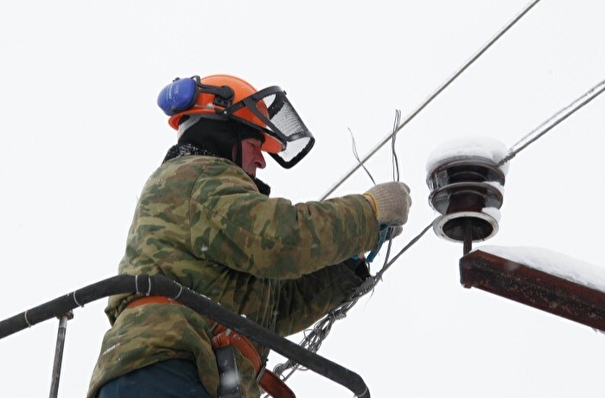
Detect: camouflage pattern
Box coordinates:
(88, 155, 379, 398)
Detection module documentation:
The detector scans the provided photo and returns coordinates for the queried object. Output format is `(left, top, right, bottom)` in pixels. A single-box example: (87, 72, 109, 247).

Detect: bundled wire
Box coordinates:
(272, 222, 434, 383)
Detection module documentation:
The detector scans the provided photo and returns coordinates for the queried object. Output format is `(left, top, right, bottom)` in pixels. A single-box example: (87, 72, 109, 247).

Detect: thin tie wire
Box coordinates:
(349, 127, 376, 185)
(391, 110, 401, 182)
(498, 78, 605, 167)
(320, 0, 542, 200)
(349, 109, 402, 188)
(272, 112, 404, 383)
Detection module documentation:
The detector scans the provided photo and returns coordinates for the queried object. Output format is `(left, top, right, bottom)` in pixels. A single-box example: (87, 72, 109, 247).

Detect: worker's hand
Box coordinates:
(364, 182, 412, 226)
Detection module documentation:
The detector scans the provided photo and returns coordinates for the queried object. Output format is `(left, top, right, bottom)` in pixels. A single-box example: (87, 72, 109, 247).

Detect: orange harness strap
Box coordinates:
(127, 296, 295, 398)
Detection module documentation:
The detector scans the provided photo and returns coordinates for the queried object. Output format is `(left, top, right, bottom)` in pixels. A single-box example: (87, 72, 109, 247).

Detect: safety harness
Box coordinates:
(126, 296, 295, 398)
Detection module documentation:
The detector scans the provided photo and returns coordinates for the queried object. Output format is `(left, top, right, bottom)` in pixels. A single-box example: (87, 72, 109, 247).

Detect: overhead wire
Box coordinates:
(320, 0, 542, 201)
(274, 81, 605, 383)
(272, 0, 544, 386)
(498, 78, 605, 167)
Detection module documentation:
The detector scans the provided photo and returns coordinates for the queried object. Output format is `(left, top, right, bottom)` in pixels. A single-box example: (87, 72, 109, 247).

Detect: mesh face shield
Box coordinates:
(225, 86, 315, 169)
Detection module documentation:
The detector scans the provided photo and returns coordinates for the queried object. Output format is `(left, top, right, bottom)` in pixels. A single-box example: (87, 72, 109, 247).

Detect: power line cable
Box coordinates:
(273, 0, 545, 387)
(498, 78, 605, 167)
(320, 0, 542, 200)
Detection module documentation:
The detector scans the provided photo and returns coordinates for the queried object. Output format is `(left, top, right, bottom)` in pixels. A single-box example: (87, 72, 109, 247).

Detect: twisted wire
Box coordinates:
(272, 221, 434, 382)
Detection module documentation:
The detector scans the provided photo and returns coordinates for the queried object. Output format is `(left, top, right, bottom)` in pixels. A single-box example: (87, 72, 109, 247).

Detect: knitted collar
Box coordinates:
(162, 143, 271, 196)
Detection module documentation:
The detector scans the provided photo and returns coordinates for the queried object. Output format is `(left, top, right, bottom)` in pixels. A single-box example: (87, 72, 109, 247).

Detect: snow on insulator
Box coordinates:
(426, 136, 508, 254)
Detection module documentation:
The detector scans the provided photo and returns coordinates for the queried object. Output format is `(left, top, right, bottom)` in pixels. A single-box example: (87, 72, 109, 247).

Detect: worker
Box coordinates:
(88, 74, 412, 398)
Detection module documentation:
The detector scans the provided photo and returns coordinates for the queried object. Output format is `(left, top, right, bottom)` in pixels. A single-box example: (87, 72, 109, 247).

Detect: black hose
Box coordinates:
(0, 274, 370, 398)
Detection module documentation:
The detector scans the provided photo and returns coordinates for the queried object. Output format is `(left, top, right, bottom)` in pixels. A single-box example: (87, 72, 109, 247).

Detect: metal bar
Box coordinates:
(0, 275, 370, 398)
(48, 312, 72, 398)
(460, 250, 605, 331)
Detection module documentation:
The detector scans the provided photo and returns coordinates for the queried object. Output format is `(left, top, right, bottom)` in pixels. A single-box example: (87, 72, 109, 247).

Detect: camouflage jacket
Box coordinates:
(88, 155, 379, 398)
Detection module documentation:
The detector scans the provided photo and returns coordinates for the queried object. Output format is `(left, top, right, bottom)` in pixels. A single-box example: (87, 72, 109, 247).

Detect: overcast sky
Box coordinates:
(1, 1, 604, 397)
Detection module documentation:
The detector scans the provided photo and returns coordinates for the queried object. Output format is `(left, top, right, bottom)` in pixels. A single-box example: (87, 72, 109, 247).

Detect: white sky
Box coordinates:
(1, 1, 604, 397)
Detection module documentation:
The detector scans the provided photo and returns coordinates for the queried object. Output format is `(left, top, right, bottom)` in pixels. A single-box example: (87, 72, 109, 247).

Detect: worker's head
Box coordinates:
(177, 116, 266, 177)
(158, 74, 315, 169)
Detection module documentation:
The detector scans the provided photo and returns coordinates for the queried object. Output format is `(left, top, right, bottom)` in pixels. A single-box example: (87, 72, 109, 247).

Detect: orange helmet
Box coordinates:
(167, 75, 282, 154)
(158, 74, 315, 168)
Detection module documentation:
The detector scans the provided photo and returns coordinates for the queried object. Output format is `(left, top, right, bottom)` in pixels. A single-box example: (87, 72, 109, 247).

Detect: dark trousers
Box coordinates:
(97, 359, 212, 398)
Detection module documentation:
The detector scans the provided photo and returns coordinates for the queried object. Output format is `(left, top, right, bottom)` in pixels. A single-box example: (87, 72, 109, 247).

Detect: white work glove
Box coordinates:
(364, 182, 412, 226)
